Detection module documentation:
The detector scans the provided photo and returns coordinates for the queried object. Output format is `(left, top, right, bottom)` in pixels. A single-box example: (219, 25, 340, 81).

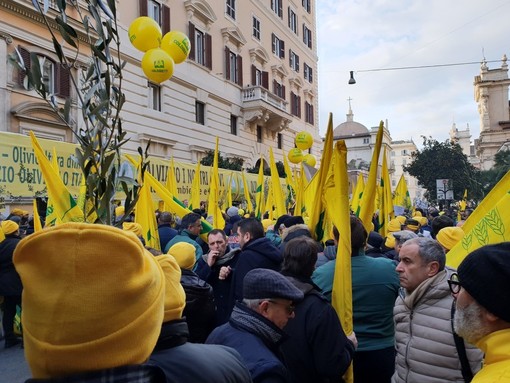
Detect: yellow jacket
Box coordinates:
(473, 328, 510, 382)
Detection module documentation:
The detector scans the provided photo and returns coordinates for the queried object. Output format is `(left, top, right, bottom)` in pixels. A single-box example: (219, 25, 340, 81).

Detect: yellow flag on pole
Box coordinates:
(255, 155, 265, 219)
(378, 147, 394, 237)
(328, 141, 354, 383)
(359, 121, 384, 233)
(283, 150, 296, 209)
(135, 181, 160, 250)
(226, 172, 233, 209)
(266, 180, 274, 221)
(207, 137, 225, 229)
(393, 174, 412, 211)
(164, 157, 178, 211)
(269, 147, 287, 218)
(307, 113, 334, 242)
(241, 171, 254, 213)
(459, 189, 468, 212)
(351, 173, 365, 215)
(189, 161, 201, 211)
(294, 163, 307, 216)
(30, 132, 83, 225)
(33, 198, 42, 232)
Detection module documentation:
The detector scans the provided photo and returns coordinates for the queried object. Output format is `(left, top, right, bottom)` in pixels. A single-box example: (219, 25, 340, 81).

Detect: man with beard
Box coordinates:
(451, 242, 510, 382)
(392, 237, 482, 383)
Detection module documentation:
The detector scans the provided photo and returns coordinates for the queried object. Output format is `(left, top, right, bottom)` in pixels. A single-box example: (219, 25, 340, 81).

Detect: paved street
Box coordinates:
(0, 342, 31, 382)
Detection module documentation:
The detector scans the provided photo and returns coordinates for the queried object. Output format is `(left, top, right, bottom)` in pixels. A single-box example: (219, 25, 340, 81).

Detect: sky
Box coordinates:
(316, 0, 510, 146)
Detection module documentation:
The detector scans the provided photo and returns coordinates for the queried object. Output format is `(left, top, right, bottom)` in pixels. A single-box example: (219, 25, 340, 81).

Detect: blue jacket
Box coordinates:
(230, 237, 282, 313)
(158, 223, 178, 251)
(164, 229, 203, 262)
(206, 303, 290, 383)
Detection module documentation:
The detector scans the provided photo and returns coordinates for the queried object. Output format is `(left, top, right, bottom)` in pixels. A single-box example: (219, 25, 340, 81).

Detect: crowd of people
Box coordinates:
(0, 204, 509, 382)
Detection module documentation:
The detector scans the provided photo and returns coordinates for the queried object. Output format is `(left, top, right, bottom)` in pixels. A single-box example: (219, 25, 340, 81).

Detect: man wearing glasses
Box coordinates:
(164, 212, 204, 262)
(206, 268, 303, 383)
(450, 242, 510, 382)
(392, 237, 482, 383)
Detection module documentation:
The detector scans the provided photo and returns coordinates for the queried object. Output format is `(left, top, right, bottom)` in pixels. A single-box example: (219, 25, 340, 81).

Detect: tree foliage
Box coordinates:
(246, 159, 286, 177)
(479, 149, 510, 194)
(9, 0, 147, 225)
(404, 137, 482, 203)
(200, 150, 244, 171)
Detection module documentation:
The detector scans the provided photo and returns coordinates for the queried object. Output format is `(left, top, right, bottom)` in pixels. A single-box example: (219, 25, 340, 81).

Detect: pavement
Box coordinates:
(0, 341, 31, 382)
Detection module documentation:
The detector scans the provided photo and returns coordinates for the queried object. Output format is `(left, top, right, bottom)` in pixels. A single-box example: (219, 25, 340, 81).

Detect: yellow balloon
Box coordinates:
(128, 17, 162, 52)
(295, 131, 313, 150)
(288, 148, 304, 164)
(302, 154, 317, 168)
(161, 31, 191, 64)
(141, 48, 174, 84)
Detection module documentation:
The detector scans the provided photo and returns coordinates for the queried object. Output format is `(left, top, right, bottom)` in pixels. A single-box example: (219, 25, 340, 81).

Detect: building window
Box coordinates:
(148, 82, 161, 111)
(290, 92, 301, 118)
(189, 22, 212, 69)
(288, 8, 297, 34)
(303, 25, 312, 49)
(271, 0, 283, 18)
(251, 65, 269, 88)
(226, 0, 236, 19)
(252, 16, 261, 40)
(195, 101, 205, 125)
(302, 0, 311, 13)
(230, 115, 238, 135)
(273, 80, 285, 99)
(271, 34, 285, 58)
(391, 151, 395, 157)
(225, 47, 243, 86)
(256, 125, 263, 143)
(289, 50, 299, 72)
(140, 0, 170, 34)
(304, 63, 313, 83)
(363, 138, 369, 144)
(277, 133, 283, 149)
(401, 149, 409, 156)
(305, 101, 314, 124)
(403, 159, 407, 166)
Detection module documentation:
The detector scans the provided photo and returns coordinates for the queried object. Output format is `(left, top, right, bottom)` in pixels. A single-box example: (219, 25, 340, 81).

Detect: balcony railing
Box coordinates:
(242, 85, 286, 112)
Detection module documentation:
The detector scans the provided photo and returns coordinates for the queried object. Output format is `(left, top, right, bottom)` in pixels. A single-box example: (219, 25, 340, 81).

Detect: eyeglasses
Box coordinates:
(448, 273, 461, 294)
(267, 300, 295, 315)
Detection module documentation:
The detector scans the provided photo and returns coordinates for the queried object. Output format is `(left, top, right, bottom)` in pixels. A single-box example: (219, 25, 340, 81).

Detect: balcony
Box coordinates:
(241, 85, 292, 134)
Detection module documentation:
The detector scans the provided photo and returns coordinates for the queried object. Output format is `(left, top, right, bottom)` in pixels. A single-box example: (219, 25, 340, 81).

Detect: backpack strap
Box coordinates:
(451, 300, 474, 383)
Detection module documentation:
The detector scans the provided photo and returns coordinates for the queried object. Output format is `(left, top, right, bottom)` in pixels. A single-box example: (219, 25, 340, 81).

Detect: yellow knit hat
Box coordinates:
(13, 222, 165, 379)
(385, 233, 396, 248)
(388, 218, 402, 232)
(168, 242, 196, 270)
(122, 221, 143, 237)
(115, 206, 125, 217)
(418, 216, 428, 226)
(436, 226, 465, 251)
(156, 254, 186, 322)
(10, 208, 24, 216)
(238, 208, 245, 216)
(1, 220, 19, 235)
(396, 215, 407, 225)
(414, 211, 423, 217)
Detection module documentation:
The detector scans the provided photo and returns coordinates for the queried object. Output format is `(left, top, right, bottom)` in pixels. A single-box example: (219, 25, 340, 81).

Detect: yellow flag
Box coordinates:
(135, 181, 160, 250)
(351, 173, 365, 216)
(30, 132, 83, 225)
(255, 155, 265, 219)
(269, 147, 286, 218)
(126, 155, 214, 238)
(266, 180, 274, 221)
(189, 161, 201, 210)
(282, 149, 296, 209)
(359, 121, 384, 233)
(393, 174, 412, 211)
(241, 171, 254, 213)
(207, 137, 225, 229)
(329, 141, 354, 383)
(378, 147, 394, 237)
(307, 113, 334, 242)
(33, 198, 42, 232)
(459, 189, 468, 212)
(226, 172, 233, 209)
(294, 163, 307, 216)
(164, 157, 178, 211)
(447, 190, 510, 269)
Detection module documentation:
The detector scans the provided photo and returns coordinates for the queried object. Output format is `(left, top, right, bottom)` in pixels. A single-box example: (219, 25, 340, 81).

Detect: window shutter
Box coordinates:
(273, 79, 277, 94)
(311, 104, 314, 124)
(162, 5, 170, 34)
(309, 67, 313, 82)
(280, 40, 285, 58)
(290, 92, 294, 113)
(205, 33, 212, 69)
(251, 65, 256, 85)
(139, 0, 147, 16)
(56, 63, 70, 98)
(271, 33, 275, 54)
(298, 96, 301, 118)
(237, 55, 243, 86)
(287, 6, 291, 27)
(289, 50, 292, 67)
(188, 22, 196, 61)
(262, 71, 269, 89)
(225, 46, 230, 80)
(278, 0, 283, 17)
(282, 85, 286, 100)
(17, 46, 31, 85)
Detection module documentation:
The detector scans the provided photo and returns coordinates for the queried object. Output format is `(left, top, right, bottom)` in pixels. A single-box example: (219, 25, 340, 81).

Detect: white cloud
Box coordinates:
(317, 0, 510, 146)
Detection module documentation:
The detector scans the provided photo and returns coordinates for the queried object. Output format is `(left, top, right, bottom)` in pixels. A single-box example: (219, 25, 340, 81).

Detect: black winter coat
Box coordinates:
(0, 235, 23, 296)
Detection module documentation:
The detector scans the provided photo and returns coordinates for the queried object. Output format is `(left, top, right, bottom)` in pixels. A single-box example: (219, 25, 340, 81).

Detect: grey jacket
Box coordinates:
(392, 269, 483, 383)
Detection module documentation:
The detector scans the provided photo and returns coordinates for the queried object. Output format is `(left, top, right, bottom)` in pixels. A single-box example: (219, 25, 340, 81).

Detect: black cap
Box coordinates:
(243, 268, 304, 302)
